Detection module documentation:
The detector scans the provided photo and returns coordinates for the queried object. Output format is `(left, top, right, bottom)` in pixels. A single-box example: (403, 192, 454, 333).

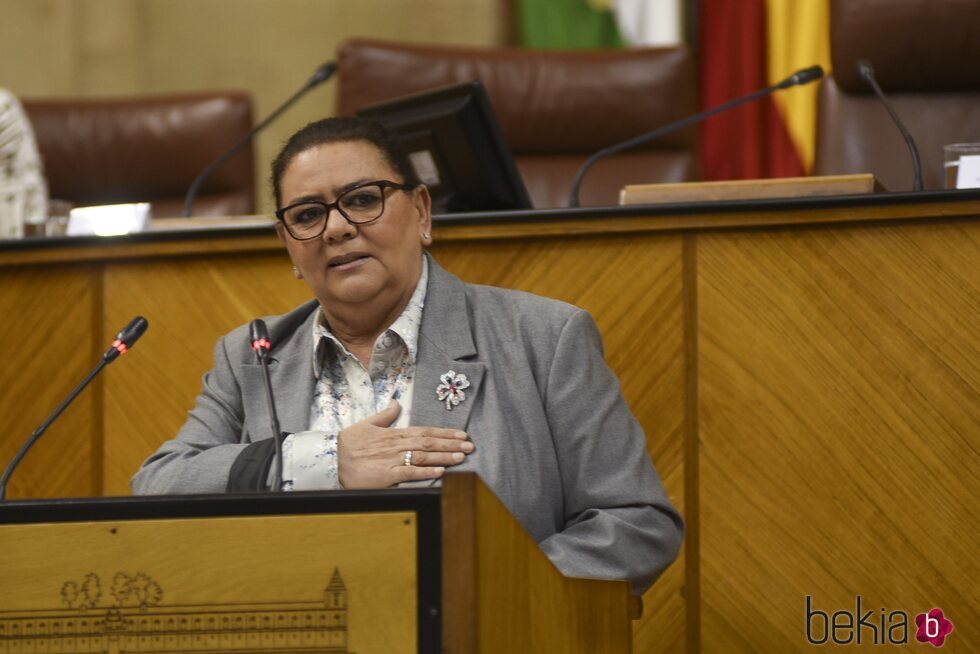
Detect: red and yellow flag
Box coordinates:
(699, 0, 831, 180)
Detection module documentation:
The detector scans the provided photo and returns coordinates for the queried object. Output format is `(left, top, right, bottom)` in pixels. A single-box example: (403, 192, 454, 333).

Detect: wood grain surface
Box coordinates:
(0, 512, 416, 653)
(0, 266, 101, 499)
(441, 473, 633, 653)
(698, 221, 980, 652)
(621, 173, 877, 205)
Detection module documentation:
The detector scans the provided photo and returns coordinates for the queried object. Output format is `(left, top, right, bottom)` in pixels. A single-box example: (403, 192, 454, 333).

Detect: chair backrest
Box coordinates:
(814, 0, 980, 191)
(22, 91, 255, 218)
(336, 39, 699, 208)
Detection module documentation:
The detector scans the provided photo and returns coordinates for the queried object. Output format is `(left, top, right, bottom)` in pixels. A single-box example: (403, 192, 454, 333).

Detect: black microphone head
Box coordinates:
(117, 316, 149, 347)
(777, 64, 824, 89)
(249, 319, 272, 358)
(857, 59, 875, 82)
(104, 316, 148, 361)
(308, 61, 338, 88)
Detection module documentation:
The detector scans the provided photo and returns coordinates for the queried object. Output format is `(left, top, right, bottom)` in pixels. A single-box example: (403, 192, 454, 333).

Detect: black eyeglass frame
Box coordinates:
(275, 179, 418, 240)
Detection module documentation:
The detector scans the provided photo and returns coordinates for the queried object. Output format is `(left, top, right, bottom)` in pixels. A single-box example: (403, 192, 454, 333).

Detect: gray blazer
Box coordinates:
(132, 256, 683, 592)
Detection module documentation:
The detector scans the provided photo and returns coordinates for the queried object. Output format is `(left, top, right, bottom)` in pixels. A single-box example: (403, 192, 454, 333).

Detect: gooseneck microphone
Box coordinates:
(249, 319, 284, 491)
(857, 59, 924, 192)
(568, 65, 825, 207)
(182, 60, 339, 217)
(0, 317, 148, 501)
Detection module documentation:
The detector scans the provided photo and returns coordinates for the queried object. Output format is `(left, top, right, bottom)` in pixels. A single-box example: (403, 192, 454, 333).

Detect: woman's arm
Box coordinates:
(538, 309, 684, 594)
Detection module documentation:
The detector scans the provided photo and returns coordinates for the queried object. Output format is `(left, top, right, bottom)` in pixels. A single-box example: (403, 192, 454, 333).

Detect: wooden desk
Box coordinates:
(2, 190, 978, 652)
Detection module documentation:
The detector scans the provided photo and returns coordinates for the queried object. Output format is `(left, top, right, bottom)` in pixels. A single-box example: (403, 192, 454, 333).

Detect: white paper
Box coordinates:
(67, 203, 151, 236)
(956, 154, 980, 189)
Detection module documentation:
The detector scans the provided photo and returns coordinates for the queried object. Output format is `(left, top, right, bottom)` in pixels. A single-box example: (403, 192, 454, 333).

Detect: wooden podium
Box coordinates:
(0, 473, 631, 653)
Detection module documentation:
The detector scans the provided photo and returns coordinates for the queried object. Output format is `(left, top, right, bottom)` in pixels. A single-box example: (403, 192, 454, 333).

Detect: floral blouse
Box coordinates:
(279, 258, 428, 490)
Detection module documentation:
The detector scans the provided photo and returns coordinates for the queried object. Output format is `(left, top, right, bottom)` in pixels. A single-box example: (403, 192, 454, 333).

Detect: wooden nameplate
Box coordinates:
(620, 173, 881, 205)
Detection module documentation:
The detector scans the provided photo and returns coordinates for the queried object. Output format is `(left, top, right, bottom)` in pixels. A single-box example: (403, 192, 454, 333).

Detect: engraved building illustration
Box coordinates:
(0, 568, 351, 654)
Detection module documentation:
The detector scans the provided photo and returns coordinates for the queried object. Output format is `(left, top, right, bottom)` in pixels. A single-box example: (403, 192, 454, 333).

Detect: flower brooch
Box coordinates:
(436, 370, 470, 411)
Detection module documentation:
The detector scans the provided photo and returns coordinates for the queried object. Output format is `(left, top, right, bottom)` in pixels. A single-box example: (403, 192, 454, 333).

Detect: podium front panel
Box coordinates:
(0, 491, 442, 653)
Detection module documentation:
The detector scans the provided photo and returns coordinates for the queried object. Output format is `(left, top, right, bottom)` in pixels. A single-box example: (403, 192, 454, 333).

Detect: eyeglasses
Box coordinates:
(275, 180, 417, 240)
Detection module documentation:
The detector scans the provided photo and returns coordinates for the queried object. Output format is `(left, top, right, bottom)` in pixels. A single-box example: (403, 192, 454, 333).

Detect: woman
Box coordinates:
(132, 117, 682, 593)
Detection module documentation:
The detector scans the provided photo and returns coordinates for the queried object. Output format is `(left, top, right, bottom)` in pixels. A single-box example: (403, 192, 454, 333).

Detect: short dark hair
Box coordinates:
(270, 117, 421, 208)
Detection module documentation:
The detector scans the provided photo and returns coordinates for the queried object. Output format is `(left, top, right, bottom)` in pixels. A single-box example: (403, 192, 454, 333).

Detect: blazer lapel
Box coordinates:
(412, 255, 485, 433)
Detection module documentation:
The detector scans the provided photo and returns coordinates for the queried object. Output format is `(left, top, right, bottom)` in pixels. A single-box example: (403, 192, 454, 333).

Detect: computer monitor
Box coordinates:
(357, 81, 533, 214)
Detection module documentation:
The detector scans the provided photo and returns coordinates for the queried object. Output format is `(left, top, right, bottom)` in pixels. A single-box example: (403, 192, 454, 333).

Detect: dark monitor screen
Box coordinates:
(357, 81, 533, 214)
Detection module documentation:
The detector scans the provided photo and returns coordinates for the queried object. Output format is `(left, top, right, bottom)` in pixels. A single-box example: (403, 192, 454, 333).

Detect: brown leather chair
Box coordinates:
(814, 0, 980, 191)
(336, 39, 700, 208)
(22, 91, 255, 218)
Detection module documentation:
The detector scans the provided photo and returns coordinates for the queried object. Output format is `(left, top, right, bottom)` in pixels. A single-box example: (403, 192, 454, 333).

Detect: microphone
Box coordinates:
(249, 319, 284, 491)
(856, 59, 924, 192)
(104, 316, 148, 362)
(0, 317, 149, 501)
(182, 60, 339, 217)
(568, 65, 825, 207)
(777, 65, 825, 89)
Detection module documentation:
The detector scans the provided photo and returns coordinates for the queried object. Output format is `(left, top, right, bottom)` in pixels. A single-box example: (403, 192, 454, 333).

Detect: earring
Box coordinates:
(423, 232, 431, 240)
(292, 265, 302, 279)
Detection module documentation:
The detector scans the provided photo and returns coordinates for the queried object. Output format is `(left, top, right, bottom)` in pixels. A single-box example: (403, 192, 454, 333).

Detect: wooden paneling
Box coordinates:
(2, 195, 978, 652)
(698, 221, 980, 651)
(0, 265, 100, 499)
(431, 196, 980, 243)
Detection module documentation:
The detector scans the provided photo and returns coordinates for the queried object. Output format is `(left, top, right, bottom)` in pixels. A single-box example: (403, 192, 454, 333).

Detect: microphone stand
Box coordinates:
(182, 61, 338, 217)
(857, 60, 924, 192)
(0, 360, 106, 500)
(249, 320, 284, 491)
(568, 65, 825, 207)
(258, 356, 284, 492)
(0, 316, 148, 501)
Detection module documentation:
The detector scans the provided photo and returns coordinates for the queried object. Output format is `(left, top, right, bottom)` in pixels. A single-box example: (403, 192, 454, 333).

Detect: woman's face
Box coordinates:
(276, 140, 431, 316)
